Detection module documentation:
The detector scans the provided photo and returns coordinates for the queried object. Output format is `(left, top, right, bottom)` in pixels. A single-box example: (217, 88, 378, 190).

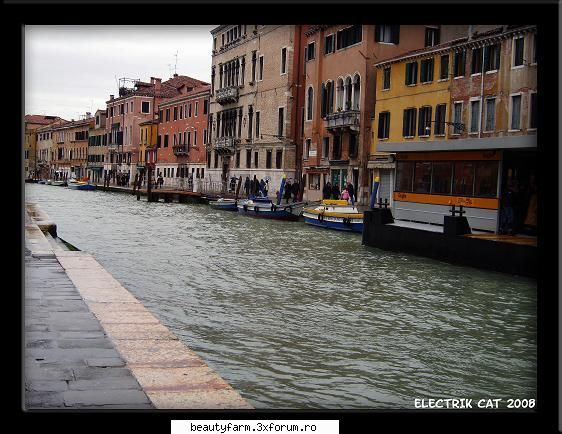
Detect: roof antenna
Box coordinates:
(174, 49, 179, 75)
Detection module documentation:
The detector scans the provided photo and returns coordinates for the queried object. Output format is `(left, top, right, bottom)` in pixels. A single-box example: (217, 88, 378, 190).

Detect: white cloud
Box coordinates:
(25, 25, 215, 119)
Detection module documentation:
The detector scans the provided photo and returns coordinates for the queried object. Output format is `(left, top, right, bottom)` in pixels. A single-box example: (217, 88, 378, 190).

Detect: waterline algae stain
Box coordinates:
(25, 184, 536, 409)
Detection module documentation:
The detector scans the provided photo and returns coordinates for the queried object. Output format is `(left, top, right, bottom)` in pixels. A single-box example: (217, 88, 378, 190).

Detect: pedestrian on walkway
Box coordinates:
(331, 183, 340, 200)
(284, 180, 292, 204)
(244, 176, 250, 197)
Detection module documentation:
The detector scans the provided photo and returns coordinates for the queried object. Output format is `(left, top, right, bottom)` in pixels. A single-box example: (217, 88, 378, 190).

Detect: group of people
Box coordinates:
(243, 176, 271, 198)
(499, 175, 537, 236)
(322, 181, 356, 205)
(281, 179, 301, 204)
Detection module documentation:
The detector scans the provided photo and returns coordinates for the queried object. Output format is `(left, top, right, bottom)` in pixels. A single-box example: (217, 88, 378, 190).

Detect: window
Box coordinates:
(403, 108, 417, 137)
(420, 58, 434, 83)
(375, 25, 399, 44)
(382, 67, 391, 90)
(405, 62, 418, 85)
(203, 99, 209, 114)
(453, 102, 463, 134)
(395, 161, 414, 192)
(418, 106, 432, 136)
(173, 106, 178, 121)
(276, 149, 283, 169)
(254, 151, 259, 168)
(414, 162, 432, 193)
(278, 107, 285, 137)
(474, 161, 499, 197)
(194, 130, 197, 146)
(425, 27, 440, 47)
(306, 42, 316, 61)
(165, 108, 170, 122)
(532, 33, 537, 64)
(434, 104, 446, 135)
(325, 34, 335, 54)
(453, 162, 474, 196)
(322, 137, 329, 158)
(159, 110, 163, 122)
(281, 47, 287, 74)
(378, 112, 390, 139)
(179, 105, 183, 119)
(431, 162, 453, 194)
(484, 98, 496, 132)
(322, 81, 334, 115)
(246, 149, 251, 168)
(141, 101, 150, 113)
(258, 55, 264, 80)
(164, 134, 169, 148)
(203, 129, 208, 144)
(471, 47, 483, 74)
(251, 50, 257, 82)
(529, 92, 537, 129)
(188, 104, 192, 117)
(266, 150, 272, 168)
(307, 87, 313, 120)
(214, 152, 219, 168)
(510, 95, 522, 130)
(336, 24, 362, 50)
(453, 50, 466, 77)
(157, 135, 161, 148)
(235, 151, 240, 168)
(439, 54, 449, 80)
(513, 36, 524, 67)
(305, 138, 311, 158)
(470, 99, 481, 133)
(195, 101, 199, 117)
(484, 44, 501, 71)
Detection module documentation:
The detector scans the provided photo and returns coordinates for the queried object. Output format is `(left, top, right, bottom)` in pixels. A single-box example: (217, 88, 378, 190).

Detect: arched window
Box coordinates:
(344, 76, 352, 111)
(307, 86, 314, 120)
(352, 74, 361, 110)
(336, 78, 344, 111)
(326, 81, 334, 114)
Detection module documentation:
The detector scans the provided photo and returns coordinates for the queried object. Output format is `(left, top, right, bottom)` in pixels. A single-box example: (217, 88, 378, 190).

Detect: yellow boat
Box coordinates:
(302, 199, 363, 232)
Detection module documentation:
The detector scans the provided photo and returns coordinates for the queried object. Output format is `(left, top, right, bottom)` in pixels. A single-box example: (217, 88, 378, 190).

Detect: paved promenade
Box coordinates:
(25, 203, 253, 410)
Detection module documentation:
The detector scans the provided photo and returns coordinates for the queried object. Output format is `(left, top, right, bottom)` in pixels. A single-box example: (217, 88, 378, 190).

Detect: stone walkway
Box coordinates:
(24, 202, 253, 410)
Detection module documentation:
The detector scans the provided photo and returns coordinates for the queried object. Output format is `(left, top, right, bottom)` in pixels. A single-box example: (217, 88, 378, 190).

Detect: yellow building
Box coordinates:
(370, 25, 537, 234)
(138, 119, 159, 181)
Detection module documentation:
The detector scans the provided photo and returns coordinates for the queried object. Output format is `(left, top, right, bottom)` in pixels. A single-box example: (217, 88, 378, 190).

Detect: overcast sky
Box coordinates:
(25, 25, 215, 121)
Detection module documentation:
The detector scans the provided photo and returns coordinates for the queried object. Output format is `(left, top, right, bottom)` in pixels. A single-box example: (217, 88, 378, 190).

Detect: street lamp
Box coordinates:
(425, 120, 465, 133)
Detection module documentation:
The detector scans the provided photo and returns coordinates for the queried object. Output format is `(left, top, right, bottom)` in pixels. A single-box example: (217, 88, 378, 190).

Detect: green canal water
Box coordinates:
(25, 184, 536, 409)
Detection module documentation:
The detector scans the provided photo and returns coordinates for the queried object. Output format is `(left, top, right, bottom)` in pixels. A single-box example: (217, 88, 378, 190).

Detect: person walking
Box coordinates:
(341, 186, 350, 203)
(264, 180, 269, 197)
(291, 180, 300, 203)
(331, 183, 340, 200)
(347, 182, 355, 206)
(323, 181, 332, 200)
(259, 179, 266, 197)
(284, 180, 292, 204)
(244, 176, 250, 197)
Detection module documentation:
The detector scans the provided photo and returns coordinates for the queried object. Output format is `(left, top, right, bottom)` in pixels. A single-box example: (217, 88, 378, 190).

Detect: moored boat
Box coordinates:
(237, 196, 304, 221)
(303, 199, 364, 232)
(67, 180, 95, 190)
(38, 180, 47, 184)
(51, 180, 66, 186)
(209, 198, 238, 211)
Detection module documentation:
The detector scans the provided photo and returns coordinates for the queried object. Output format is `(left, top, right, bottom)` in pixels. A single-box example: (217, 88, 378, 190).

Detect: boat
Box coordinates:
(46, 180, 52, 185)
(51, 180, 66, 186)
(209, 197, 239, 211)
(67, 180, 96, 190)
(302, 199, 364, 232)
(237, 196, 305, 221)
(38, 180, 47, 184)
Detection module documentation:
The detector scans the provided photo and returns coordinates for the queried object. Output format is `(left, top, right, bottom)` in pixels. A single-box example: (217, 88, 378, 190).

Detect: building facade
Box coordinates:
(105, 75, 208, 185)
(300, 25, 438, 204)
(156, 84, 210, 190)
(208, 25, 306, 195)
(373, 25, 537, 233)
(87, 110, 107, 183)
(138, 119, 159, 185)
(24, 115, 62, 180)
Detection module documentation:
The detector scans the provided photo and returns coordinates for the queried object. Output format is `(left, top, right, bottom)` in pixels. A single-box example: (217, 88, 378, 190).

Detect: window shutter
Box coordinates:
(403, 109, 408, 136)
(321, 83, 326, 118)
(378, 114, 384, 139)
(413, 62, 418, 84)
(495, 45, 501, 69)
(391, 25, 400, 44)
(412, 108, 417, 135)
(418, 109, 424, 136)
(428, 59, 434, 81)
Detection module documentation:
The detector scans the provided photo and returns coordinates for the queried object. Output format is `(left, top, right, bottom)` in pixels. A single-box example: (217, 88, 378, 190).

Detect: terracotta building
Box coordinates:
(35, 117, 67, 180)
(300, 24, 438, 204)
(87, 109, 107, 183)
(207, 25, 306, 195)
(105, 74, 208, 185)
(156, 84, 211, 190)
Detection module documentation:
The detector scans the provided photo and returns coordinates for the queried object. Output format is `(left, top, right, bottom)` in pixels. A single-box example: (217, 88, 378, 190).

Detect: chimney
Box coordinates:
(173, 73, 178, 78)
(150, 77, 156, 84)
(86, 112, 91, 118)
(154, 77, 162, 93)
(110, 95, 114, 100)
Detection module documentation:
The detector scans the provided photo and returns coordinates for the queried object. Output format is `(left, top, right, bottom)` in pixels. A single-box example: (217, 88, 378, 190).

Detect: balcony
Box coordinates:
(108, 143, 119, 152)
(214, 136, 239, 155)
(325, 110, 360, 132)
(173, 145, 188, 156)
(37, 159, 48, 166)
(215, 86, 239, 105)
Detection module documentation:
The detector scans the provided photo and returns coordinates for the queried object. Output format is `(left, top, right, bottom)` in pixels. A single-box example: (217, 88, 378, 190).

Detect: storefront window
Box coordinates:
(309, 174, 321, 190)
(413, 162, 432, 193)
(474, 161, 499, 197)
(431, 161, 453, 194)
(453, 162, 475, 196)
(395, 161, 414, 192)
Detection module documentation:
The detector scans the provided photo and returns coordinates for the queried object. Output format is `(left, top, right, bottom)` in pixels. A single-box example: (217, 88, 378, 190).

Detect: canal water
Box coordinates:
(25, 184, 536, 409)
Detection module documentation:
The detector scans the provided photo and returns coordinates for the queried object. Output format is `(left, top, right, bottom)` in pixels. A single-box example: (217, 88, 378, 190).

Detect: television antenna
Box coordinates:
(174, 49, 179, 75)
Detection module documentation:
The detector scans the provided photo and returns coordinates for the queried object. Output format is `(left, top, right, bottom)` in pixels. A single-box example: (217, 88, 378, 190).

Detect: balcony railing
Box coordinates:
(325, 110, 360, 131)
(215, 86, 240, 105)
(214, 136, 239, 153)
(173, 145, 188, 156)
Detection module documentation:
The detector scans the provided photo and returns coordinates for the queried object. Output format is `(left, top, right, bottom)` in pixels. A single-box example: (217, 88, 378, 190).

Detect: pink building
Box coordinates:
(105, 74, 208, 185)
